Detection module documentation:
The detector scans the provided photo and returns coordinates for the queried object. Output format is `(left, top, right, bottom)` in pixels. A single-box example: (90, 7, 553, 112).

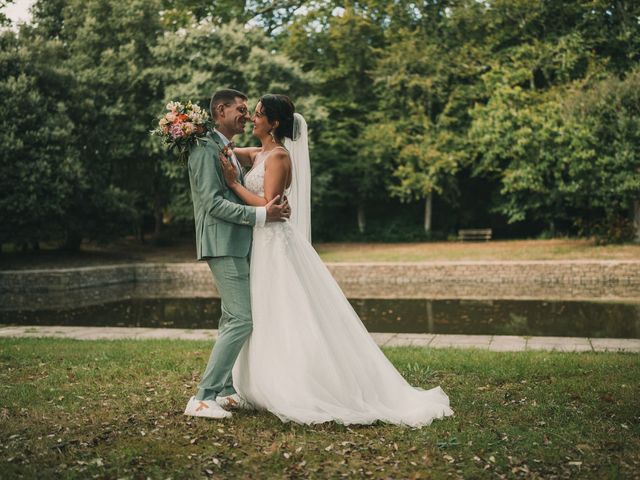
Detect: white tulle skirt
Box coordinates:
(233, 221, 453, 427)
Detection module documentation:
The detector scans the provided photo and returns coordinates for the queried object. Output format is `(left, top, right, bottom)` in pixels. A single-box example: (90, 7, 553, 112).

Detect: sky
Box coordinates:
(3, 0, 35, 25)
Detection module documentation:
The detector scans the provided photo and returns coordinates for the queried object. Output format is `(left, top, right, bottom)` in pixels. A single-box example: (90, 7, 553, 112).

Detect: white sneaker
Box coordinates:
(216, 393, 253, 411)
(184, 396, 232, 419)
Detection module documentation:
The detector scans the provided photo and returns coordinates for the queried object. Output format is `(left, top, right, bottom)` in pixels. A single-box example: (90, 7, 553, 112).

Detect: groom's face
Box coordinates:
(219, 97, 250, 136)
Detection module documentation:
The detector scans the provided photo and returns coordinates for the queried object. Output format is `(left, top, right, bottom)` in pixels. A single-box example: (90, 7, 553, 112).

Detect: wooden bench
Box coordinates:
(458, 228, 492, 241)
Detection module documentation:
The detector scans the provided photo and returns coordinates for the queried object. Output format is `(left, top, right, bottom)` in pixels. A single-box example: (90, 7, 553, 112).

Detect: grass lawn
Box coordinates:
(1, 339, 638, 479)
(1, 238, 639, 269)
(315, 239, 640, 263)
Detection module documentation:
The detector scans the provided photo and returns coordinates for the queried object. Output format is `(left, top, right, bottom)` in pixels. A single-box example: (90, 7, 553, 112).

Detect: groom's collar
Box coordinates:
(213, 128, 231, 146)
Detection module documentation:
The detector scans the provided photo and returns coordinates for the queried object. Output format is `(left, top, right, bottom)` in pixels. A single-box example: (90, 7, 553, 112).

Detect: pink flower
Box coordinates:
(170, 123, 184, 139)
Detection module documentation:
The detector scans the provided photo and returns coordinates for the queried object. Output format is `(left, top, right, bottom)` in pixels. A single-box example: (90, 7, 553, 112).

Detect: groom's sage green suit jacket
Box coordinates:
(188, 131, 256, 259)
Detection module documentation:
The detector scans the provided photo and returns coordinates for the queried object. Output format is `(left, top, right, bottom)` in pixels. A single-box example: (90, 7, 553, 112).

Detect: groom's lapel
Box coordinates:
(210, 130, 244, 184)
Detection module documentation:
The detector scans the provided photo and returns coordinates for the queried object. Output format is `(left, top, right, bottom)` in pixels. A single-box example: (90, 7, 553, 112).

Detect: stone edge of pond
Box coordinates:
(1, 325, 639, 353)
(2, 261, 640, 300)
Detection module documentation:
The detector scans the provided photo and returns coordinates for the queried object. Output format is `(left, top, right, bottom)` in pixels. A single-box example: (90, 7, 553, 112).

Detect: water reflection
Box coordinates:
(1, 298, 639, 339)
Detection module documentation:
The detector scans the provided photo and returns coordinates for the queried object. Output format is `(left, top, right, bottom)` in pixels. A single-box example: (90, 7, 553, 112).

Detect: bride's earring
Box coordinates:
(269, 129, 276, 142)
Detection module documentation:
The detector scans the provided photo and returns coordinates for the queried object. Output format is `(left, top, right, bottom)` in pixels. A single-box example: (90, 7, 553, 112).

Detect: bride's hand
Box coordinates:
(219, 152, 238, 187)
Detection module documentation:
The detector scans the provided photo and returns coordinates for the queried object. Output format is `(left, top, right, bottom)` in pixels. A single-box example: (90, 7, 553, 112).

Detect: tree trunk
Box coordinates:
(154, 206, 163, 238)
(424, 192, 433, 234)
(357, 204, 366, 234)
(633, 199, 640, 243)
(150, 196, 163, 245)
(139, 225, 146, 244)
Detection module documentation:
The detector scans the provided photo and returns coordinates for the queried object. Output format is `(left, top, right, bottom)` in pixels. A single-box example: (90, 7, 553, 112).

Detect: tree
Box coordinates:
(0, 30, 80, 249)
(25, 0, 165, 248)
(285, 2, 388, 234)
(0, 0, 14, 27)
(562, 69, 640, 242)
(367, 0, 483, 234)
(465, 1, 616, 235)
(468, 82, 572, 232)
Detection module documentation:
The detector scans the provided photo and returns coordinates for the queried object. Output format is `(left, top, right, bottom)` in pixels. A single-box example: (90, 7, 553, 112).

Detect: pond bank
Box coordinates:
(1, 260, 639, 301)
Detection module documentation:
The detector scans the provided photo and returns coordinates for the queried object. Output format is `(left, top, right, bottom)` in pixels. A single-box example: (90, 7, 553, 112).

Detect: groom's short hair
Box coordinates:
(210, 89, 248, 118)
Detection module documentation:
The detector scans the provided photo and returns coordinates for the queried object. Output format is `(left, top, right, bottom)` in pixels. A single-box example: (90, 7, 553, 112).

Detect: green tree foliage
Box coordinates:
(0, 0, 12, 26)
(3, 0, 163, 249)
(1, 0, 639, 247)
(0, 31, 80, 248)
(285, 2, 388, 233)
(562, 69, 640, 241)
(464, 0, 639, 238)
(56, 0, 163, 247)
(367, 0, 484, 233)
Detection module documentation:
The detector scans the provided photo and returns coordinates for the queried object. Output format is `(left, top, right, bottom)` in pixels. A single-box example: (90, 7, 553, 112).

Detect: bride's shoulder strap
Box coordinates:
(265, 146, 290, 163)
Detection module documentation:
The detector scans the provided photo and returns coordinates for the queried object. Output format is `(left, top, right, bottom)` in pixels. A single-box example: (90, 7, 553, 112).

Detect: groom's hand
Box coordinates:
(265, 195, 291, 222)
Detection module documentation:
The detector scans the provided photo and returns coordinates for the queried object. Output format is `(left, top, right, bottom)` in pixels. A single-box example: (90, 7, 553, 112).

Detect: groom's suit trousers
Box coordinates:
(196, 255, 252, 401)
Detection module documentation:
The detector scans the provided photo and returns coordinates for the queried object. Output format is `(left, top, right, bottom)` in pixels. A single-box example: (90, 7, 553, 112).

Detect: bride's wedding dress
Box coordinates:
(232, 144, 453, 427)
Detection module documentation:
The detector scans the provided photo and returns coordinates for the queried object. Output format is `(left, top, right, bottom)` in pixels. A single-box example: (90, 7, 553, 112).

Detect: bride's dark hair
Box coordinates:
(259, 94, 295, 143)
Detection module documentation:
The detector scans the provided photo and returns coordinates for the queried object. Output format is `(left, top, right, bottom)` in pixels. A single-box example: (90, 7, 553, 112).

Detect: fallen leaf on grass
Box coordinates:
(263, 442, 278, 455)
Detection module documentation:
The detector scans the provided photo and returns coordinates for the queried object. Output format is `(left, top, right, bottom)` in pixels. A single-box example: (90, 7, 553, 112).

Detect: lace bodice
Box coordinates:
(244, 155, 266, 196)
(244, 147, 290, 197)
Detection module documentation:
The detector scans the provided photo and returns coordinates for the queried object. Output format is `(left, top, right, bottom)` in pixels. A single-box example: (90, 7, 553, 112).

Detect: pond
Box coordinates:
(1, 297, 639, 339)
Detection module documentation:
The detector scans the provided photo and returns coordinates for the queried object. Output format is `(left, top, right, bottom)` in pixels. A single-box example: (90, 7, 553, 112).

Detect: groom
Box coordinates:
(184, 88, 289, 419)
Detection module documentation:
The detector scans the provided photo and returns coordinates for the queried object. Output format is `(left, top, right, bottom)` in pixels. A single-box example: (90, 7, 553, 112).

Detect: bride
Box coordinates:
(219, 94, 453, 427)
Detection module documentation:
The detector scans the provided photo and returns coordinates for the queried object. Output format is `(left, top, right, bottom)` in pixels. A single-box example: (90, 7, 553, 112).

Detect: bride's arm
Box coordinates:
(233, 147, 260, 168)
(220, 151, 290, 206)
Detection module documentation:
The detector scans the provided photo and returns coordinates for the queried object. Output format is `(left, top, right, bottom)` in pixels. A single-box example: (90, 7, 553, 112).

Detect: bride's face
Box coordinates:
(252, 101, 277, 139)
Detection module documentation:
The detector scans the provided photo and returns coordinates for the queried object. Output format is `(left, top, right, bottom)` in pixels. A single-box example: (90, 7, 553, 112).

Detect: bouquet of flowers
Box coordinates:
(151, 101, 211, 162)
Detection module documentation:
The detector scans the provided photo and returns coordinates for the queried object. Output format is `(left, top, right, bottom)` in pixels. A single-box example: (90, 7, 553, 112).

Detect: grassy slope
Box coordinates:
(315, 239, 640, 263)
(1, 338, 638, 479)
